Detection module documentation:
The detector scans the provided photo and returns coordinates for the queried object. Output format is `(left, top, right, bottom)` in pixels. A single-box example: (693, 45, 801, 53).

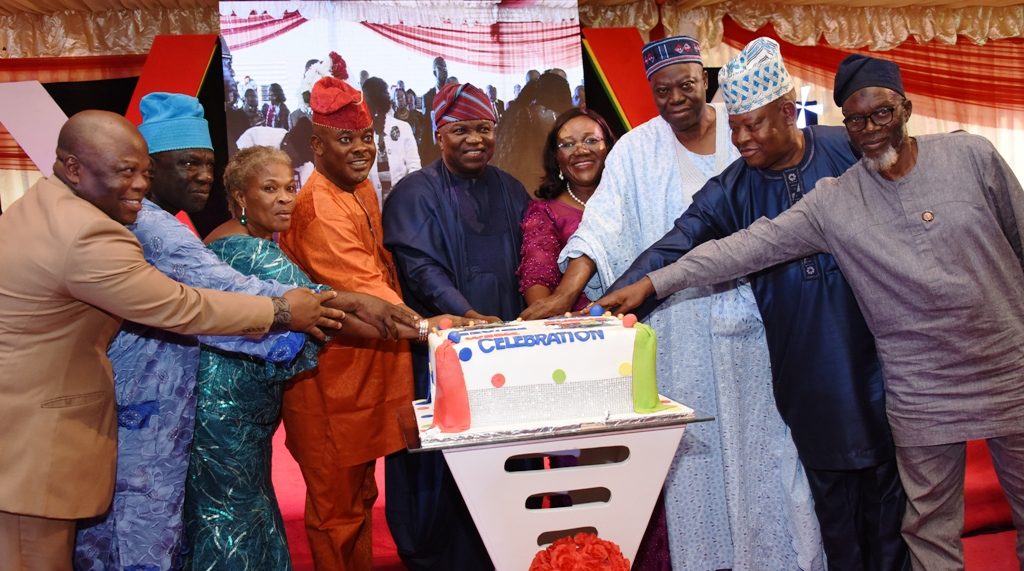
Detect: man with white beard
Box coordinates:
(598, 53, 1024, 571)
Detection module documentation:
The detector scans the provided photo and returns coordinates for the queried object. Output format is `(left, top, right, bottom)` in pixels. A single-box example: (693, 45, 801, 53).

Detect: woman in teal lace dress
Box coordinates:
(183, 146, 452, 570)
(182, 146, 320, 571)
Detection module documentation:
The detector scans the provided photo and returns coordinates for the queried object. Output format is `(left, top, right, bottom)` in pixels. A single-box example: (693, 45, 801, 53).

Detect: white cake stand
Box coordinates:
(408, 397, 710, 570)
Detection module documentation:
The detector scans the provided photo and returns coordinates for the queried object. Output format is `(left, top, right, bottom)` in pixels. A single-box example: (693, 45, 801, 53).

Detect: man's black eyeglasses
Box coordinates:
(843, 103, 902, 133)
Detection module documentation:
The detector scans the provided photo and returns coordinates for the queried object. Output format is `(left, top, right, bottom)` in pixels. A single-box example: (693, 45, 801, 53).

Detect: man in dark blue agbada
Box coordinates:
(381, 82, 529, 571)
(600, 38, 910, 571)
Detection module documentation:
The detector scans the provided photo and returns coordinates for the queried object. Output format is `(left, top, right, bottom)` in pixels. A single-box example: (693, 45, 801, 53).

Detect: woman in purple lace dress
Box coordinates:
(517, 108, 616, 310)
(517, 107, 672, 571)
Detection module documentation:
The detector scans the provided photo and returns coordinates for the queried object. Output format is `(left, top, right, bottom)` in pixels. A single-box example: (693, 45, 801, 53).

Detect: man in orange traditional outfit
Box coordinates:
(279, 54, 414, 570)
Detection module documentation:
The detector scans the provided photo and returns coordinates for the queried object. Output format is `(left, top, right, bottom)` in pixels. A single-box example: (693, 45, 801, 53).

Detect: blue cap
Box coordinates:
(833, 54, 905, 107)
(137, 92, 213, 155)
(641, 36, 702, 80)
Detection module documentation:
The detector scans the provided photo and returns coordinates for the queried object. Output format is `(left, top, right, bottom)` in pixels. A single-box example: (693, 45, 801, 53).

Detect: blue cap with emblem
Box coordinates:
(641, 36, 702, 80)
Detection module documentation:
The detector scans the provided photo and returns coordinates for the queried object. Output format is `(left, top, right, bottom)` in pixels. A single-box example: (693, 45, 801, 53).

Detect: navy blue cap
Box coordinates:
(833, 54, 905, 107)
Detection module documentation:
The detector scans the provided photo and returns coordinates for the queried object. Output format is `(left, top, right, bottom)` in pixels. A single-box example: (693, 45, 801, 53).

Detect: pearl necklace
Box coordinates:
(565, 184, 587, 208)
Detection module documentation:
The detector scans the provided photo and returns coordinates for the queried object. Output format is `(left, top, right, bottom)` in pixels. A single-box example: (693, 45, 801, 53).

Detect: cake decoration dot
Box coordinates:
(491, 373, 506, 388)
(622, 314, 638, 328)
(552, 369, 567, 384)
(447, 331, 462, 343)
(458, 347, 472, 361)
(618, 362, 632, 376)
(438, 317, 453, 330)
(588, 304, 604, 316)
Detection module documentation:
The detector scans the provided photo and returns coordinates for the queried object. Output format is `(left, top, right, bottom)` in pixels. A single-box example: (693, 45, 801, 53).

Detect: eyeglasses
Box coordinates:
(842, 103, 902, 133)
(556, 137, 605, 153)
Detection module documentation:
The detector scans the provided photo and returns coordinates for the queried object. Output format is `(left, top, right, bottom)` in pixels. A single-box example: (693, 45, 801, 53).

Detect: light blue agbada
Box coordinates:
(560, 105, 824, 571)
(74, 199, 304, 571)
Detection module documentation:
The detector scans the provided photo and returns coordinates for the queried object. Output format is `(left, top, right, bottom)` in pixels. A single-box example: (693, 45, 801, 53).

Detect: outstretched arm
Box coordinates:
(599, 196, 828, 313)
(605, 179, 735, 318)
(520, 255, 596, 319)
(326, 291, 419, 339)
(595, 276, 655, 315)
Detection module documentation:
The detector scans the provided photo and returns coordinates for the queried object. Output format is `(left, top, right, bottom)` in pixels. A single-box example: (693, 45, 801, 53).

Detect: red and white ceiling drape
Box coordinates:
(218, 0, 582, 70)
(715, 17, 1024, 176)
(720, 17, 1024, 127)
(220, 9, 309, 52)
(361, 21, 583, 73)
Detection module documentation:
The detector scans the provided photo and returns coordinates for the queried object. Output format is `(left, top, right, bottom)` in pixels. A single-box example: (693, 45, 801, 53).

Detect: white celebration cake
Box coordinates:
(424, 315, 666, 432)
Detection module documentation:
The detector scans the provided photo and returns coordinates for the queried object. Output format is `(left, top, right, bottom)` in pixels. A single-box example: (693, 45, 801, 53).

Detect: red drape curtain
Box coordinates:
(0, 54, 146, 171)
(220, 10, 309, 52)
(361, 21, 583, 73)
(721, 16, 1024, 126)
(0, 139, 34, 170)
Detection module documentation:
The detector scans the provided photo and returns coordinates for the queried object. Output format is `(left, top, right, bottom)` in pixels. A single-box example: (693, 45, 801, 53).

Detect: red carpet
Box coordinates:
(271, 427, 1016, 570)
(271, 427, 407, 571)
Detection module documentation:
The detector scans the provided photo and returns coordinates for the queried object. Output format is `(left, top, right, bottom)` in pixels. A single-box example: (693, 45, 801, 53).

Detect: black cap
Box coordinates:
(833, 54, 905, 107)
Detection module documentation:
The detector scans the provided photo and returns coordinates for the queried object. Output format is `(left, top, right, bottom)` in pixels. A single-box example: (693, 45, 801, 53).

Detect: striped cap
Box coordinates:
(432, 83, 497, 130)
(641, 36, 702, 80)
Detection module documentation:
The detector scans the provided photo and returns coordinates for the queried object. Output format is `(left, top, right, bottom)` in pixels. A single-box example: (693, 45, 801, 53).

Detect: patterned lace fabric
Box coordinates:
(182, 235, 323, 571)
(555, 114, 824, 570)
(517, 198, 590, 311)
(74, 200, 301, 571)
(656, 285, 824, 571)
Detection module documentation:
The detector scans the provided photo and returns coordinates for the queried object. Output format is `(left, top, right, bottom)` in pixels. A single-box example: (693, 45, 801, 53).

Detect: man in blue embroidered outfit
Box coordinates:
(75, 93, 361, 571)
(600, 38, 910, 571)
(522, 36, 823, 571)
(602, 53, 1024, 571)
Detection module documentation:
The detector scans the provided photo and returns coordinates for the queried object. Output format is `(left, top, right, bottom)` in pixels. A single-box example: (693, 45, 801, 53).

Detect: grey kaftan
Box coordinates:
(648, 132, 1024, 447)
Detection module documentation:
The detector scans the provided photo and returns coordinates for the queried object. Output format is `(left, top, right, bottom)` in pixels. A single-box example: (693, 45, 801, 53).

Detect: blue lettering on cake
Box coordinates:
(475, 329, 606, 353)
